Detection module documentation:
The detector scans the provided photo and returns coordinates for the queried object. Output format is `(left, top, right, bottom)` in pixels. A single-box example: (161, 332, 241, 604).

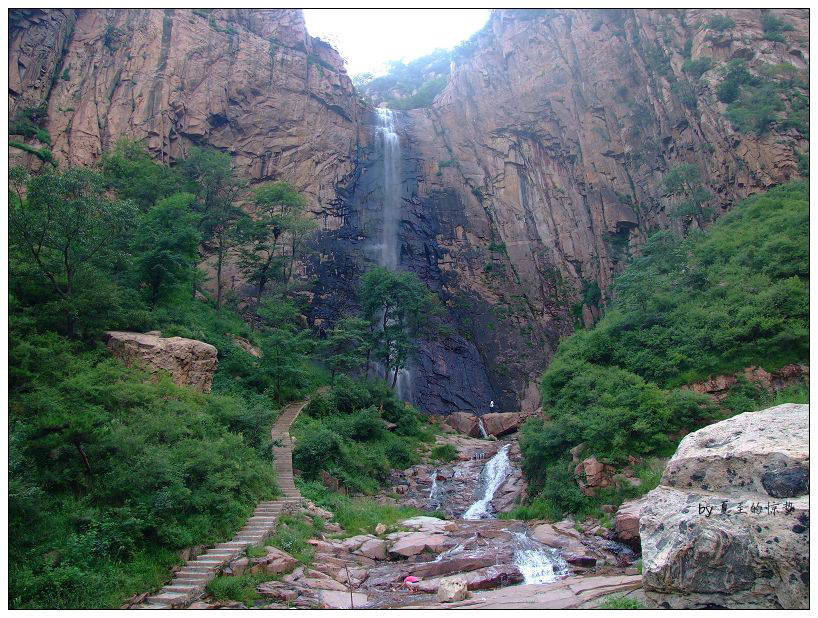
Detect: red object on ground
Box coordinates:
(403, 576, 420, 584)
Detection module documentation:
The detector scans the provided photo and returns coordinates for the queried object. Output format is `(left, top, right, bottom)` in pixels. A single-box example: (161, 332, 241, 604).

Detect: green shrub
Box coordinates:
(706, 15, 736, 31)
(682, 57, 713, 79)
(431, 443, 458, 462)
(206, 572, 276, 607)
(599, 595, 645, 609)
(519, 183, 808, 518)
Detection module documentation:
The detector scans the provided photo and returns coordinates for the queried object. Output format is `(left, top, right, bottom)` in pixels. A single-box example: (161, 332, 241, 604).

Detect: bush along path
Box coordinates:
(135, 398, 310, 609)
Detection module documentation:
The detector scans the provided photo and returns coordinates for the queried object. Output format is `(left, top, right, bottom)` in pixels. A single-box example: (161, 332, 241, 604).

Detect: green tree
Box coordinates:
(100, 139, 186, 210)
(237, 181, 315, 305)
(359, 266, 440, 387)
(134, 193, 202, 307)
(182, 147, 247, 308)
(257, 296, 314, 403)
(322, 316, 370, 383)
(9, 167, 138, 336)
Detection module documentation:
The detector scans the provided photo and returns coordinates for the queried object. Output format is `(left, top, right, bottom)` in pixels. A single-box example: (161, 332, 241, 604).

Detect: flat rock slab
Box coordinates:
(402, 575, 642, 609)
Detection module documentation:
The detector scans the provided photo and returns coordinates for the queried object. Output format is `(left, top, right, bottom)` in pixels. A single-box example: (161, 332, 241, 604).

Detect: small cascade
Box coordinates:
(512, 532, 571, 585)
(477, 417, 489, 439)
(428, 470, 444, 509)
(462, 444, 512, 520)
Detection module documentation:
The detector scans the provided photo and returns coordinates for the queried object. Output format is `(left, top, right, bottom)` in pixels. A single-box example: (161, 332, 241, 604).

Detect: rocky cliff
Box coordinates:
(9, 8, 809, 414)
(9, 8, 364, 220)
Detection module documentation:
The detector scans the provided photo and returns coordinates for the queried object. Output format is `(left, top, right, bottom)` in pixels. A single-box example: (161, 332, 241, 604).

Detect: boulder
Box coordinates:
(436, 577, 468, 602)
(105, 331, 218, 392)
(249, 547, 298, 575)
(401, 516, 458, 533)
(318, 590, 368, 609)
(388, 533, 451, 558)
(355, 538, 387, 561)
(613, 498, 647, 550)
(480, 412, 528, 437)
(641, 404, 809, 609)
(446, 412, 480, 437)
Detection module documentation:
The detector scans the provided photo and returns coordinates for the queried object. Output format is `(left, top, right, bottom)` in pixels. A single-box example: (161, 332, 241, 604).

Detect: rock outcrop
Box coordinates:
(9, 8, 363, 226)
(640, 403, 809, 609)
(105, 331, 218, 392)
(687, 364, 809, 403)
(10, 8, 809, 415)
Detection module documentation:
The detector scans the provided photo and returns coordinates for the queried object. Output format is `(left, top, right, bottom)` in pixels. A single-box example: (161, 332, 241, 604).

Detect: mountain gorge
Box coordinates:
(8, 7, 810, 610)
(9, 7, 809, 415)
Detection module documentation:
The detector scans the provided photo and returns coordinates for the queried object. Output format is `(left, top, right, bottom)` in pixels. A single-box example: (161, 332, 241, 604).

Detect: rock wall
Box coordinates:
(9, 8, 364, 221)
(640, 403, 809, 608)
(396, 8, 808, 412)
(10, 8, 808, 414)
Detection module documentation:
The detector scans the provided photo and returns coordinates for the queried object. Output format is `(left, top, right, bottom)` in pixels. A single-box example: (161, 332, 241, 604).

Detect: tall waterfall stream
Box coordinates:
(374, 108, 413, 401)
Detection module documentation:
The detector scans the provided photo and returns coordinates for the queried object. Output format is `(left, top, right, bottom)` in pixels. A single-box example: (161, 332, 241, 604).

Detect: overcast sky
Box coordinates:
(303, 9, 491, 77)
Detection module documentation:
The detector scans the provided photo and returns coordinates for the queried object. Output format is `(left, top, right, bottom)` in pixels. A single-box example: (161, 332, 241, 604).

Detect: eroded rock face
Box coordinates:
(105, 331, 218, 392)
(640, 403, 809, 609)
(10, 8, 363, 226)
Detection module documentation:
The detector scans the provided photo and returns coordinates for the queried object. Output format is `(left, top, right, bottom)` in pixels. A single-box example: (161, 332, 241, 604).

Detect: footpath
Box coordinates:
(135, 397, 309, 609)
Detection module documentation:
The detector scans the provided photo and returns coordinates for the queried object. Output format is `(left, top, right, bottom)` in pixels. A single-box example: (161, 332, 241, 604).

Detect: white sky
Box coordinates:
(303, 9, 491, 78)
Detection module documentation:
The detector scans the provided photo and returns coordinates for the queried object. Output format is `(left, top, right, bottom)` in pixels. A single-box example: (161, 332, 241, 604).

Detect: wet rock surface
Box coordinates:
(380, 436, 526, 517)
(640, 404, 809, 609)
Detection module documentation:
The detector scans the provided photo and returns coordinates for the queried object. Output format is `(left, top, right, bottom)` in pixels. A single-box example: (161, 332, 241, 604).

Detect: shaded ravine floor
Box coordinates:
(134, 397, 309, 609)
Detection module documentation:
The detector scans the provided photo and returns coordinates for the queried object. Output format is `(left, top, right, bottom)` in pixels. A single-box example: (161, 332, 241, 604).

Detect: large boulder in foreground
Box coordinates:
(105, 331, 218, 392)
(641, 403, 809, 609)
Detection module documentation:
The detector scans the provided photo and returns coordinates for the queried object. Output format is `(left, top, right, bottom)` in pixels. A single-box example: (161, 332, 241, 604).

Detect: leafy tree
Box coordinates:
(134, 193, 202, 307)
(100, 139, 186, 210)
(182, 147, 247, 308)
(9, 167, 138, 336)
(256, 296, 314, 403)
(322, 316, 370, 383)
(237, 181, 315, 304)
(359, 266, 440, 387)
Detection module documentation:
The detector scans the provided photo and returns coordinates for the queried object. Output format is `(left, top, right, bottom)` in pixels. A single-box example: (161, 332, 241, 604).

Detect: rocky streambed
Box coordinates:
(194, 431, 641, 609)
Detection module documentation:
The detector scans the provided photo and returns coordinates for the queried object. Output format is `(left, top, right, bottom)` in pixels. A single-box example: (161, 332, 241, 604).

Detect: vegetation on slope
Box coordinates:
(292, 377, 435, 494)
(8, 140, 440, 608)
(519, 182, 809, 519)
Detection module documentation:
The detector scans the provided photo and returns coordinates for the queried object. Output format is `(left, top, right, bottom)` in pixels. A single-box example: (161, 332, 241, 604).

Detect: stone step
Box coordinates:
(172, 579, 209, 587)
(162, 584, 201, 594)
(176, 569, 218, 582)
(215, 542, 252, 549)
(146, 593, 188, 607)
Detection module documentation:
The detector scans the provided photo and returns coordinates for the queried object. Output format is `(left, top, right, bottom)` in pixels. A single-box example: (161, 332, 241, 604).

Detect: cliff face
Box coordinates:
(9, 8, 364, 220)
(9, 8, 808, 414)
(391, 8, 808, 412)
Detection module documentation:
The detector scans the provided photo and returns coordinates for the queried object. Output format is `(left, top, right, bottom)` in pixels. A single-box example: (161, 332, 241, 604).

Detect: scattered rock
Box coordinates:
(436, 577, 468, 602)
(355, 538, 387, 561)
(613, 497, 647, 550)
(375, 523, 387, 535)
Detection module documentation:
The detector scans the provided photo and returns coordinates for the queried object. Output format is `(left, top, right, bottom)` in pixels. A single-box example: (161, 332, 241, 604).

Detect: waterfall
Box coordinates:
(374, 107, 413, 401)
(375, 108, 401, 269)
(512, 532, 571, 585)
(428, 470, 444, 509)
(478, 417, 489, 439)
(462, 444, 512, 520)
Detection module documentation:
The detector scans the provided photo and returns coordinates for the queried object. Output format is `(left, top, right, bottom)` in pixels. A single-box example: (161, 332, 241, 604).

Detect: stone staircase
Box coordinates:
(135, 397, 309, 609)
